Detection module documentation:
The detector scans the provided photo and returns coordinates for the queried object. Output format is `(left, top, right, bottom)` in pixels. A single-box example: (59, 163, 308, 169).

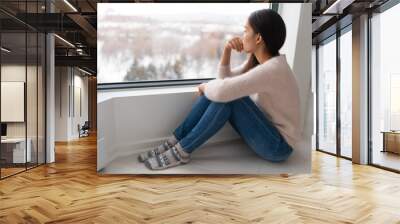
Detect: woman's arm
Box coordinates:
(218, 58, 247, 79)
(218, 37, 246, 79)
(220, 45, 232, 67)
(204, 61, 275, 102)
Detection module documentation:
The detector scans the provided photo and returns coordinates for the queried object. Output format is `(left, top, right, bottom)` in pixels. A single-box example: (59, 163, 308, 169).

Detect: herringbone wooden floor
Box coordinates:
(1, 133, 400, 224)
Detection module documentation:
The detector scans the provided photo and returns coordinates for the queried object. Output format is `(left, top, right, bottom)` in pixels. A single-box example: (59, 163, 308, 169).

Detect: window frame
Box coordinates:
(314, 0, 400, 173)
(367, 0, 400, 173)
(0, 1, 48, 180)
(315, 22, 353, 161)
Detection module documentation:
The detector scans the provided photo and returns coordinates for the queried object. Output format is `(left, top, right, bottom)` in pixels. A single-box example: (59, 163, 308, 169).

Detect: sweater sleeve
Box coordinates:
(205, 62, 274, 102)
(218, 61, 247, 79)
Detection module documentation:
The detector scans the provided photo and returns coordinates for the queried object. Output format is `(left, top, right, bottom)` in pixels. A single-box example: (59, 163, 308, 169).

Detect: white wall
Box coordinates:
(279, 3, 313, 166)
(98, 87, 243, 171)
(73, 73, 89, 137)
(279, 3, 313, 141)
(55, 66, 69, 141)
(55, 67, 89, 141)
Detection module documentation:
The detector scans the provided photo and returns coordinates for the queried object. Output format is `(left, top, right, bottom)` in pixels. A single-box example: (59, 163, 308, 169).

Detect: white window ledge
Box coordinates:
(98, 85, 198, 103)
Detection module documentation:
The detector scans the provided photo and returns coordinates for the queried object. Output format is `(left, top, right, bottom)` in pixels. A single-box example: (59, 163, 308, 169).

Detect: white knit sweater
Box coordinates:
(204, 54, 302, 148)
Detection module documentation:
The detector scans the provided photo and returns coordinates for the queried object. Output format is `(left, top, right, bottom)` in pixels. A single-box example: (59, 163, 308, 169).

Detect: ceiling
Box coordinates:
(311, 0, 390, 43)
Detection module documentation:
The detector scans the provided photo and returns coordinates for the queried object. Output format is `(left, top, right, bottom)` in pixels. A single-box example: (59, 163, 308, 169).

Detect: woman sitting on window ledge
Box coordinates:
(138, 9, 302, 170)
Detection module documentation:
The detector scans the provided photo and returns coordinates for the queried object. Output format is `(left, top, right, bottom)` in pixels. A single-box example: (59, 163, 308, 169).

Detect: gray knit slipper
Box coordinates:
(138, 141, 174, 162)
(144, 144, 191, 170)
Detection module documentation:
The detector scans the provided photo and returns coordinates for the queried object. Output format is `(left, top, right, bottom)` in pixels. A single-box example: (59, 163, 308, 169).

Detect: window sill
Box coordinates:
(98, 85, 198, 103)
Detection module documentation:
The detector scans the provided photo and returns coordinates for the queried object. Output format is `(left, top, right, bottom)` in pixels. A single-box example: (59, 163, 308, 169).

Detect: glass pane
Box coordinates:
(27, 31, 38, 169)
(97, 3, 269, 83)
(1, 31, 27, 177)
(371, 3, 400, 171)
(340, 29, 352, 158)
(26, 0, 39, 169)
(318, 37, 337, 154)
(38, 32, 45, 165)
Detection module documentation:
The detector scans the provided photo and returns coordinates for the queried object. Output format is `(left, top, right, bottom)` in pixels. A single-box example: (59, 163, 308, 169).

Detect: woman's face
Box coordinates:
(242, 20, 262, 54)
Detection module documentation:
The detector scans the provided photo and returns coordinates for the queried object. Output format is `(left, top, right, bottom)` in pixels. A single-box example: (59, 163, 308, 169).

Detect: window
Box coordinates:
(339, 27, 352, 158)
(390, 74, 400, 130)
(317, 36, 337, 155)
(97, 3, 270, 83)
(370, 2, 400, 171)
(0, 1, 46, 179)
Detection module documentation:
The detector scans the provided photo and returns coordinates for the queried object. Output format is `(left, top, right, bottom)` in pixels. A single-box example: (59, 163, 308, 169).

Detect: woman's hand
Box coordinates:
(197, 83, 206, 95)
(225, 36, 244, 53)
(219, 37, 243, 68)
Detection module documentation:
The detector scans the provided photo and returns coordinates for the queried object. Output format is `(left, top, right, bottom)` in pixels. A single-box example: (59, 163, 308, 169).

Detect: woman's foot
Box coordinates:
(138, 137, 178, 162)
(143, 143, 191, 170)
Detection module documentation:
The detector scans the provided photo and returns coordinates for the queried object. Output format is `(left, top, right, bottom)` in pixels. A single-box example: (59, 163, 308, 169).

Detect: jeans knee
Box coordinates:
(207, 101, 232, 119)
(229, 96, 250, 107)
(210, 100, 230, 108)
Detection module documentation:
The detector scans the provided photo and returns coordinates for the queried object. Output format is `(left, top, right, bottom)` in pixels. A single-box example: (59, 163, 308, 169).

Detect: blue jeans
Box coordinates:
(172, 94, 294, 163)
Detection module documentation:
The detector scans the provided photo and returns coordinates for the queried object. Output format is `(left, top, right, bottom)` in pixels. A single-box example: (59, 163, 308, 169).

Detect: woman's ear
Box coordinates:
(255, 33, 263, 45)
